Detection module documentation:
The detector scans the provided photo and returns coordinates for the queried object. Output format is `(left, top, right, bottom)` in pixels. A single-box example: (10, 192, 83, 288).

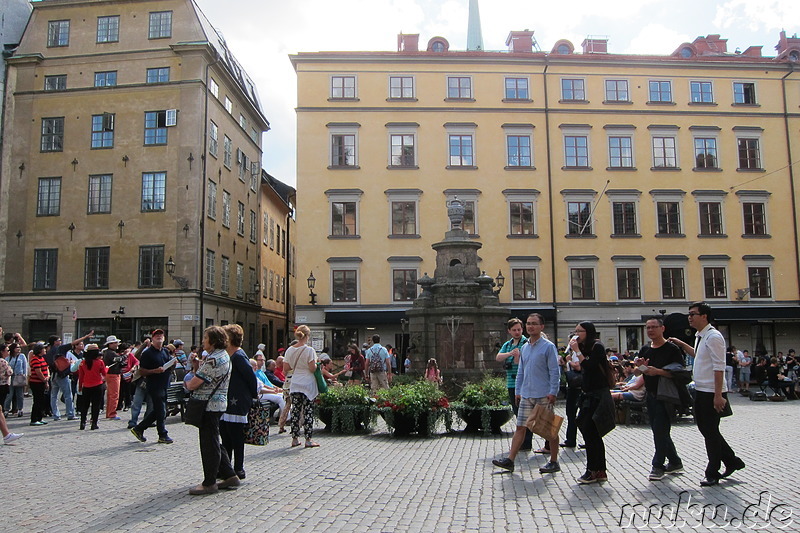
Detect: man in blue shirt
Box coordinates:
(130, 329, 173, 444)
(492, 313, 561, 474)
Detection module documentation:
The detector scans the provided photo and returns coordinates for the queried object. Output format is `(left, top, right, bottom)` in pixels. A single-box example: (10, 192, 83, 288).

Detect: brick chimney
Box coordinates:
(506, 30, 535, 53)
(581, 37, 608, 54)
(397, 33, 419, 52)
(692, 34, 727, 55)
(741, 46, 762, 58)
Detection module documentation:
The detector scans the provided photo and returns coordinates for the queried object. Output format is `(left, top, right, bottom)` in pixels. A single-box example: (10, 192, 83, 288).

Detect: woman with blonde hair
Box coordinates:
(282, 325, 320, 448)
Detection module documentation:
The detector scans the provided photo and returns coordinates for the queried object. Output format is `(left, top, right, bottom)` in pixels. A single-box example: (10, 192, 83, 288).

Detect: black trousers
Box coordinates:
(578, 394, 606, 471)
(78, 385, 103, 426)
(694, 391, 736, 480)
(135, 384, 168, 438)
(30, 381, 48, 423)
(199, 411, 235, 487)
(564, 386, 580, 446)
(220, 420, 247, 473)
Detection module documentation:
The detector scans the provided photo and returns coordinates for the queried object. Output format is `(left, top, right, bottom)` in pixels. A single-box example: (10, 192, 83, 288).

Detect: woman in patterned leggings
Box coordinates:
(282, 325, 320, 448)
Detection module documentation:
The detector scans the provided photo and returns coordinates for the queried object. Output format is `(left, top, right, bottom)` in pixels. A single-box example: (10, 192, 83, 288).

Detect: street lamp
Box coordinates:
(165, 256, 190, 290)
(111, 306, 125, 322)
(494, 270, 505, 296)
(735, 271, 762, 300)
(246, 281, 261, 303)
(307, 271, 317, 305)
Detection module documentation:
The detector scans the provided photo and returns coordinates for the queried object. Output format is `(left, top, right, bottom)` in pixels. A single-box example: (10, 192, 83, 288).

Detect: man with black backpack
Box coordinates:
(47, 337, 75, 421)
(365, 335, 391, 392)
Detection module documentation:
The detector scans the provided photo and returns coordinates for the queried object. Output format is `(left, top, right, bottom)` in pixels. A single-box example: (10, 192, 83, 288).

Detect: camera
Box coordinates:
(503, 360, 514, 370)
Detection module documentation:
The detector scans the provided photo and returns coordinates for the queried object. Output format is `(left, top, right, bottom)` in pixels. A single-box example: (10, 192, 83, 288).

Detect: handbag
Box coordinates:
(12, 374, 27, 387)
(315, 362, 329, 394)
(524, 403, 564, 442)
(566, 369, 583, 389)
(184, 371, 226, 428)
(244, 400, 271, 446)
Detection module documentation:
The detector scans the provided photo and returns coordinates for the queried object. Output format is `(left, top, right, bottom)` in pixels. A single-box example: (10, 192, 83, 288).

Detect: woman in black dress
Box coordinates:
(571, 321, 616, 484)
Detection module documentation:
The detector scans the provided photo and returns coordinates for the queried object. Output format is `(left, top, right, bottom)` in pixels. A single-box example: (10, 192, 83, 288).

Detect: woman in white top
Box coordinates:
(282, 325, 319, 448)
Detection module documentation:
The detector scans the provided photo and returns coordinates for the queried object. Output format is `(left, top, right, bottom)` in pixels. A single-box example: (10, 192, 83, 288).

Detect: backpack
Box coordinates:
(368, 346, 385, 373)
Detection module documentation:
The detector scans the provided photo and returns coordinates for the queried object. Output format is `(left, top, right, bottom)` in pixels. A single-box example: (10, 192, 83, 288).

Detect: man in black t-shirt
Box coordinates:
(639, 317, 686, 482)
(131, 329, 173, 444)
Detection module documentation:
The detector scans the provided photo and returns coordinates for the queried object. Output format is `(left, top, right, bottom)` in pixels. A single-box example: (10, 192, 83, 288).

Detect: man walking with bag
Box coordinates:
(492, 313, 561, 475)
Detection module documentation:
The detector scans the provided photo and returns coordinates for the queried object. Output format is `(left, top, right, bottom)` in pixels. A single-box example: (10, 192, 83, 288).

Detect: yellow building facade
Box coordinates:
(0, 0, 292, 352)
(292, 32, 800, 357)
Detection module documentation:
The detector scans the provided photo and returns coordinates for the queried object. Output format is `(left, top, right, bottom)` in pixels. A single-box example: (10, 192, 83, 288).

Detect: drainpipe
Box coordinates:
(780, 65, 799, 301)
(284, 193, 296, 347)
(542, 59, 558, 338)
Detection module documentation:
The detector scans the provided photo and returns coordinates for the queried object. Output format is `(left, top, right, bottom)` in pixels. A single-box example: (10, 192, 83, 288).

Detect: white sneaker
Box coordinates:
(3, 433, 23, 445)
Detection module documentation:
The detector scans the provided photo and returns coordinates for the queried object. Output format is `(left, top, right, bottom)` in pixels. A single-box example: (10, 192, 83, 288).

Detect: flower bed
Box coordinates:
(373, 380, 452, 436)
(315, 385, 374, 433)
(451, 375, 513, 434)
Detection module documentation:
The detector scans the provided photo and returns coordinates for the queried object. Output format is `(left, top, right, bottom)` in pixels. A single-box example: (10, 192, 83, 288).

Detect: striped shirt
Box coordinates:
(29, 353, 49, 383)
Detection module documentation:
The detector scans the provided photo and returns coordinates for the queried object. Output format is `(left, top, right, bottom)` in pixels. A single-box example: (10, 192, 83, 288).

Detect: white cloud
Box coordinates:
(625, 24, 693, 55)
(714, 0, 800, 33)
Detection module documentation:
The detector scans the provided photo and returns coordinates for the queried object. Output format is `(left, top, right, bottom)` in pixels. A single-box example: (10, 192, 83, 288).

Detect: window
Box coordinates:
(390, 134, 415, 167)
(699, 202, 723, 235)
(237, 202, 245, 235)
(250, 162, 259, 192)
(209, 78, 219, 99)
(331, 76, 356, 99)
(41, 117, 64, 152)
(205, 250, 215, 290)
(87, 174, 112, 214)
(208, 121, 218, 157)
(47, 20, 70, 47)
(268, 270, 274, 300)
(390, 76, 414, 99)
(148, 11, 172, 39)
(85, 247, 110, 289)
(250, 210, 257, 242)
(512, 269, 536, 300)
(608, 136, 633, 168)
(649, 81, 672, 102)
(236, 263, 244, 299)
(391, 202, 416, 235)
(224, 97, 232, 114)
(329, 202, 354, 236)
(564, 136, 589, 168)
(91, 113, 114, 148)
(742, 203, 767, 236)
(94, 71, 117, 87)
(657, 202, 681, 235)
(207, 180, 217, 219)
(509, 202, 534, 235)
(734, 82, 756, 104)
(690, 81, 713, 103)
(144, 111, 168, 145)
(37, 177, 61, 216)
(652, 137, 677, 168)
(612, 202, 637, 235)
(239, 114, 247, 130)
(331, 135, 356, 166)
(392, 269, 417, 301)
(332, 270, 357, 302)
(96, 15, 119, 43)
(447, 76, 472, 99)
(737, 138, 761, 169)
(449, 135, 473, 166)
(661, 268, 685, 299)
(44, 75, 66, 91)
(571, 268, 595, 300)
(270, 218, 275, 249)
(146, 67, 170, 83)
(703, 267, 727, 298)
(220, 256, 230, 294)
(33, 249, 58, 290)
(222, 191, 231, 228)
(617, 268, 641, 299)
(141, 172, 166, 211)
(694, 138, 718, 168)
(561, 79, 585, 101)
(249, 268, 257, 300)
(223, 135, 232, 168)
(605, 80, 629, 102)
(138, 245, 164, 288)
(505, 78, 529, 100)
(237, 151, 249, 181)
(447, 191, 480, 235)
(507, 135, 532, 167)
(748, 267, 771, 298)
(568, 202, 592, 235)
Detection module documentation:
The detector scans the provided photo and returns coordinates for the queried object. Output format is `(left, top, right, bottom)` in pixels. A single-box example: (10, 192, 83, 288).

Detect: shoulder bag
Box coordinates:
(244, 399, 271, 446)
(184, 370, 227, 428)
(11, 356, 26, 387)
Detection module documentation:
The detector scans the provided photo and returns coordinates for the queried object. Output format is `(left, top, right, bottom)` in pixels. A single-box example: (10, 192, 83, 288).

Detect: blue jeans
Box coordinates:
(647, 393, 681, 468)
(134, 384, 168, 438)
(5, 385, 24, 413)
(128, 382, 153, 428)
(50, 375, 75, 419)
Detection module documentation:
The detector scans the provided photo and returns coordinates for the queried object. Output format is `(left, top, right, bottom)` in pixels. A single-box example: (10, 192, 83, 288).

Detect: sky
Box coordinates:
(194, 0, 800, 188)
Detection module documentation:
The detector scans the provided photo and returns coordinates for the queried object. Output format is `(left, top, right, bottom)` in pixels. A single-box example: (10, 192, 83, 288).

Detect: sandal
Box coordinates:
(291, 439, 301, 447)
(305, 441, 320, 448)
(278, 428, 287, 434)
(533, 447, 550, 454)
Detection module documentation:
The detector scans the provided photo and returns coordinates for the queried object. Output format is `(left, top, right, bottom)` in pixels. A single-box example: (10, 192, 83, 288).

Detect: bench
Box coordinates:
(618, 399, 648, 425)
(166, 382, 188, 421)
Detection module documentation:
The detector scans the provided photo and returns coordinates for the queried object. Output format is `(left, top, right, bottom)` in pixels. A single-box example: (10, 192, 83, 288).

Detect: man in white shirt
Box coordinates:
(674, 302, 745, 487)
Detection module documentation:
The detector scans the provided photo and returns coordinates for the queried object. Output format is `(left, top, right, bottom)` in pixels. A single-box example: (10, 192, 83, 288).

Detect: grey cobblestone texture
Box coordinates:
(3, 394, 798, 532)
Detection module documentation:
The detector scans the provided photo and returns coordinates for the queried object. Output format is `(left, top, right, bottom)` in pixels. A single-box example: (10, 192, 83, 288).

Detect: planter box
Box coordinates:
(316, 405, 372, 433)
(457, 407, 513, 434)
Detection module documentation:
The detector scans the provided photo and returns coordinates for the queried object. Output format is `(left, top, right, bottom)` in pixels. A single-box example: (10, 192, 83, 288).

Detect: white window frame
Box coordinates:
(650, 189, 686, 237)
(604, 79, 630, 103)
(605, 125, 635, 169)
(732, 81, 757, 105)
(503, 123, 534, 168)
(565, 256, 598, 302)
(503, 189, 540, 237)
(207, 180, 217, 219)
(649, 126, 680, 169)
(220, 256, 230, 295)
(736, 190, 770, 237)
(656, 256, 688, 301)
(734, 127, 764, 171)
(742, 256, 774, 301)
(444, 122, 477, 168)
(446, 75, 473, 99)
(385, 189, 422, 237)
(560, 77, 586, 101)
(689, 80, 715, 104)
(507, 256, 540, 303)
(699, 256, 730, 300)
(690, 127, 721, 170)
(612, 256, 644, 302)
(389, 75, 415, 99)
(561, 189, 597, 236)
(330, 75, 357, 99)
(692, 190, 727, 237)
(504, 77, 530, 100)
(205, 249, 215, 291)
(329, 258, 361, 305)
(386, 123, 418, 167)
(327, 123, 360, 168)
(326, 189, 363, 237)
(606, 189, 641, 236)
(560, 124, 591, 169)
(388, 256, 422, 303)
(208, 77, 219, 99)
(444, 189, 480, 235)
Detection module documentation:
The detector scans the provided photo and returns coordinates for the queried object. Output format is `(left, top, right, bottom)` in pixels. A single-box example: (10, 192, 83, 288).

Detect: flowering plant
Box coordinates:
(451, 375, 513, 434)
(315, 385, 373, 433)
(374, 380, 452, 435)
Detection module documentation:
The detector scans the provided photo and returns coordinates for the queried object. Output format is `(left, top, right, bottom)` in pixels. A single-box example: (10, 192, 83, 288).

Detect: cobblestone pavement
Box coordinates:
(3, 394, 798, 532)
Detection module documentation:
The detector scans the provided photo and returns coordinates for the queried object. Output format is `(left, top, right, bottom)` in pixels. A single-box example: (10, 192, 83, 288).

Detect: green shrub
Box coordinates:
(455, 375, 508, 408)
(316, 384, 371, 408)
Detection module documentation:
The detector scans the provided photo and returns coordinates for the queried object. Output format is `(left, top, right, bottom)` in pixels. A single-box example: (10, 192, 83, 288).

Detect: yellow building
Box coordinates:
(0, 0, 289, 352)
(291, 31, 800, 357)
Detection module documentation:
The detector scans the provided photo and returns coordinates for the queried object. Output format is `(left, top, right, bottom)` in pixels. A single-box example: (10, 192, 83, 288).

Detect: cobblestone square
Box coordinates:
(4, 394, 797, 532)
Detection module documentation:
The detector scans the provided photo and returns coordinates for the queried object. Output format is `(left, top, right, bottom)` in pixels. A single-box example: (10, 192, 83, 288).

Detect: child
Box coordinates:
(425, 358, 442, 385)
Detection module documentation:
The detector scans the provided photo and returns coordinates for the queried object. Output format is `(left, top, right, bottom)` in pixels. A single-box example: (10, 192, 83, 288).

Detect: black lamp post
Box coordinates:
(165, 256, 189, 290)
(307, 271, 317, 305)
(494, 270, 505, 296)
